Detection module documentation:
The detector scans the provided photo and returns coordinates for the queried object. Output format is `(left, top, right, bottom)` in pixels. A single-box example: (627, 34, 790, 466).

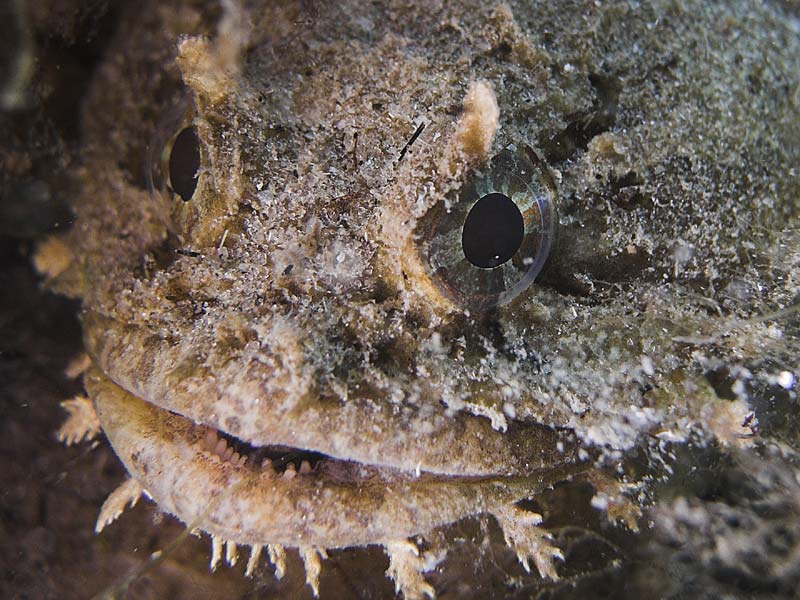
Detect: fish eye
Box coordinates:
(416, 146, 557, 309)
(166, 126, 201, 202)
(145, 97, 201, 202)
(461, 192, 525, 269)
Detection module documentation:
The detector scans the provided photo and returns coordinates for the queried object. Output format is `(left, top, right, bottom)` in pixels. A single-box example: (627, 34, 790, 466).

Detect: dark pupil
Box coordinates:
(461, 192, 524, 269)
(169, 126, 200, 201)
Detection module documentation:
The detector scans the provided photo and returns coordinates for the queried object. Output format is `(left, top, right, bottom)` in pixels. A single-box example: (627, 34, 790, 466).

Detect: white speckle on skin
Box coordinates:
(656, 430, 687, 443)
(640, 355, 655, 377)
(777, 371, 795, 389)
(672, 240, 694, 277)
(502, 402, 516, 419)
(590, 493, 609, 510)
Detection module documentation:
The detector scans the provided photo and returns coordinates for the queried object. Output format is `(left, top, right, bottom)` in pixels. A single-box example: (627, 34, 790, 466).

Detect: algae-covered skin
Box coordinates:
(44, 0, 800, 596)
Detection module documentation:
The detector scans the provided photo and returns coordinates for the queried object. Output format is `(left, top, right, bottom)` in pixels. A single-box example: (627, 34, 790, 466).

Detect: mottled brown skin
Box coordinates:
(65, 0, 586, 563)
(53, 0, 800, 593)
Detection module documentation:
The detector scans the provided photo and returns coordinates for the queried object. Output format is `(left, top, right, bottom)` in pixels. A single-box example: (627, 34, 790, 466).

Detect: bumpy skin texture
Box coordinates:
(89, 370, 573, 549)
(52, 0, 800, 595)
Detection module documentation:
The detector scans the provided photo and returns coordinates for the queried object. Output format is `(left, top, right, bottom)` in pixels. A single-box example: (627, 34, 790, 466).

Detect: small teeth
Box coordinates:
(199, 429, 248, 469)
(197, 428, 317, 475)
(203, 430, 218, 451)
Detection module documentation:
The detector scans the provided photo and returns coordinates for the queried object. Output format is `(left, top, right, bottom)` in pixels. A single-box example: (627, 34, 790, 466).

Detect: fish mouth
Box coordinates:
(82, 310, 575, 480)
(199, 427, 329, 476)
(87, 368, 579, 549)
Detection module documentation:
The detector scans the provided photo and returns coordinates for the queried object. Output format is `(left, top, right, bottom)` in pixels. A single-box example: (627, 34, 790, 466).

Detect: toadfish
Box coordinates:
(39, 0, 800, 597)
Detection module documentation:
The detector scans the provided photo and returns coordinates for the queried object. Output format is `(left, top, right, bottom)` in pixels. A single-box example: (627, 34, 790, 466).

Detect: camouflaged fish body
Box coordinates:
(46, 0, 800, 597)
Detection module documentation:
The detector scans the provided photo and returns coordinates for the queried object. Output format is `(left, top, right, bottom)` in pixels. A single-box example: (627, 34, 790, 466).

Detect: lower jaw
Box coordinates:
(87, 368, 571, 550)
